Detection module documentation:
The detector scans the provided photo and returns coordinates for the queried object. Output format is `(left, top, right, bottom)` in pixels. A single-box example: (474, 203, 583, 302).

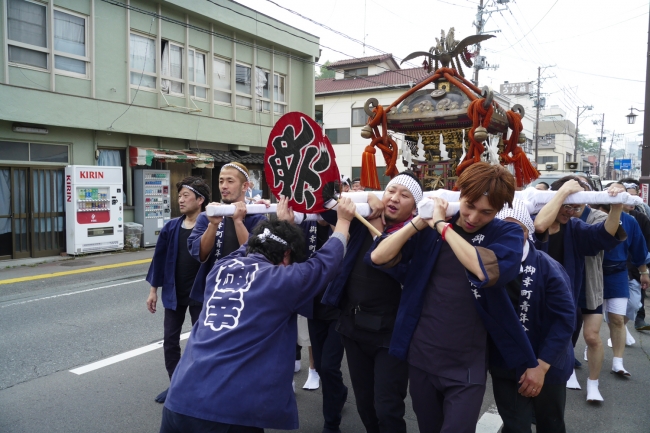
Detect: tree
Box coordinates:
(577, 134, 600, 153)
(316, 61, 335, 80)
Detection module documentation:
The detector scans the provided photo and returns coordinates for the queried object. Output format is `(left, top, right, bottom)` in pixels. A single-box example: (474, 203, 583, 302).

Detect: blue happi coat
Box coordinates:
(367, 214, 539, 371)
(145, 215, 191, 311)
(603, 211, 647, 299)
(164, 235, 346, 430)
(187, 212, 266, 303)
(490, 241, 575, 384)
(535, 217, 625, 303)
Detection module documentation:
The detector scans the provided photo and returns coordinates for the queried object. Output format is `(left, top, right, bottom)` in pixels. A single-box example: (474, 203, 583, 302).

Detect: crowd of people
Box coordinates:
(144, 161, 649, 433)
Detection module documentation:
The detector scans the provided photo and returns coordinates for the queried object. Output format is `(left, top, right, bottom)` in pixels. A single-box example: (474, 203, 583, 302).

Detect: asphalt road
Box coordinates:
(0, 252, 649, 432)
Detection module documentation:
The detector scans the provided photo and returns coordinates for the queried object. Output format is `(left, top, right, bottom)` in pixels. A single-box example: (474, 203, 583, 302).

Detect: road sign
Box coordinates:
(620, 159, 632, 170)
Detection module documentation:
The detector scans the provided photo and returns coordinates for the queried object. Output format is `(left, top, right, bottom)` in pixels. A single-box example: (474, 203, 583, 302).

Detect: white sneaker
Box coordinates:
(584, 346, 588, 362)
(292, 380, 295, 393)
(586, 379, 604, 402)
(302, 368, 320, 390)
(294, 360, 301, 373)
(566, 369, 581, 389)
(607, 338, 612, 348)
(625, 326, 636, 346)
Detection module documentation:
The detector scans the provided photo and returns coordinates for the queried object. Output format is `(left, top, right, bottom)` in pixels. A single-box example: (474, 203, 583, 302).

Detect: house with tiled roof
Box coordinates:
(315, 54, 434, 187)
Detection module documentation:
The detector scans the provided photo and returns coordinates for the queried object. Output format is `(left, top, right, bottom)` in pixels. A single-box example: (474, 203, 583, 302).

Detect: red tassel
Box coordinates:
(361, 145, 381, 190)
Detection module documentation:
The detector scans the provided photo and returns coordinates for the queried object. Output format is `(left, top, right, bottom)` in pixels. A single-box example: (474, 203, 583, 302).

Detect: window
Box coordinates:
(539, 156, 558, 164)
(273, 73, 286, 115)
(161, 40, 183, 95)
(213, 57, 231, 105)
(255, 67, 270, 112)
(351, 107, 369, 127)
(188, 48, 208, 99)
(130, 33, 156, 89)
(53, 10, 87, 76)
(325, 128, 350, 144)
(235, 63, 252, 109)
(0, 141, 68, 163)
(7, 0, 48, 69)
(6, 1, 89, 76)
(344, 67, 368, 78)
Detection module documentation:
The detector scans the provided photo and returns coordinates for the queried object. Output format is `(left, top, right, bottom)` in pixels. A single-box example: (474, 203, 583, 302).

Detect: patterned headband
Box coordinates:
(181, 184, 205, 199)
(623, 182, 639, 191)
(222, 163, 250, 182)
(495, 199, 536, 242)
(257, 228, 288, 245)
(386, 174, 423, 203)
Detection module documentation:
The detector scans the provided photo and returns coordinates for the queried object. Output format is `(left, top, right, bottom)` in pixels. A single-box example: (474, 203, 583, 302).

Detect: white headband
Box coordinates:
(257, 228, 288, 245)
(495, 199, 535, 242)
(181, 184, 205, 199)
(222, 163, 250, 182)
(386, 174, 423, 203)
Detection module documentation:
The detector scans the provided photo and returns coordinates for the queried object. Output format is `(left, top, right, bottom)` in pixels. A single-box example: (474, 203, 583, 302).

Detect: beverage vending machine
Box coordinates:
(65, 165, 124, 255)
(134, 169, 172, 246)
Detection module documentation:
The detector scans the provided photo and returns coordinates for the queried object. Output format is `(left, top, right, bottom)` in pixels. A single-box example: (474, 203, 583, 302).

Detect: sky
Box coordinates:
(232, 0, 649, 149)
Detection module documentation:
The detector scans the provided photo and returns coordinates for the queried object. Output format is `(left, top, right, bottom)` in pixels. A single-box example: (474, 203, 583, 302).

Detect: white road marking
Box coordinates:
(476, 407, 503, 433)
(0, 279, 145, 308)
(70, 332, 191, 375)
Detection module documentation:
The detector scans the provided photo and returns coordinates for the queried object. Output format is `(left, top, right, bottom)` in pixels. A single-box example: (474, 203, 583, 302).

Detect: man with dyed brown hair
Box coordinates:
(370, 162, 536, 433)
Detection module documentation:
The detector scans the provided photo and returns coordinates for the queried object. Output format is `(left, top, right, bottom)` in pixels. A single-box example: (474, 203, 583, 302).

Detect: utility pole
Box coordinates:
(639, 2, 650, 203)
(573, 105, 593, 162)
(472, 0, 507, 86)
(597, 113, 605, 176)
(534, 66, 541, 165)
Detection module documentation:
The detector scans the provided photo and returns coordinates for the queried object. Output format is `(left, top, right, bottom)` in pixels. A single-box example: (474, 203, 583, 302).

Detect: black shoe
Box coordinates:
(155, 388, 169, 403)
(574, 358, 582, 368)
(635, 320, 650, 331)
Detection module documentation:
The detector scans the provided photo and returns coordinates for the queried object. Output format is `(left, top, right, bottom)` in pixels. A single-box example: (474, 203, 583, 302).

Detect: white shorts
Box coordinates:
(603, 297, 628, 316)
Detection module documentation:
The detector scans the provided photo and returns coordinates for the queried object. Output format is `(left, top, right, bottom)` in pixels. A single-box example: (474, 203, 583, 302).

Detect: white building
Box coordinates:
(315, 54, 430, 188)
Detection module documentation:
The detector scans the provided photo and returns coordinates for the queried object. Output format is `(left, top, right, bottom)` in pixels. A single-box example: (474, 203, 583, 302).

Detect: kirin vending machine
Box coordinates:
(65, 165, 124, 255)
(134, 169, 172, 246)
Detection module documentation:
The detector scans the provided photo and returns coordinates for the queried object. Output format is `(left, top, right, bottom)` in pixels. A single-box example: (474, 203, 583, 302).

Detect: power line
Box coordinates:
(537, 11, 648, 45)
(494, 0, 559, 52)
(556, 67, 645, 83)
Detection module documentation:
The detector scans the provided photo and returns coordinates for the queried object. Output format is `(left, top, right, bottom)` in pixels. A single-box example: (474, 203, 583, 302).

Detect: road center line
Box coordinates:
(70, 332, 191, 375)
(0, 259, 152, 285)
(0, 279, 145, 308)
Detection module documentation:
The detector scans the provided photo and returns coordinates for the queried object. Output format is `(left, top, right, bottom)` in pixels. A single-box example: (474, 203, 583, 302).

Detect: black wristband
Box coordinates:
(410, 220, 420, 232)
(433, 219, 446, 230)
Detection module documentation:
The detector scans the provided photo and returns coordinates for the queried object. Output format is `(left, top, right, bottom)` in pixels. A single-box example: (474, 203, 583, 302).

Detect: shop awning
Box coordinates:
(129, 147, 215, 168)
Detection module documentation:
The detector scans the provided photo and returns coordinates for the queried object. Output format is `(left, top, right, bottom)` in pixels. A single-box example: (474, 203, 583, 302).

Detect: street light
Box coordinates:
(626, 107, 645, 125)
(546, 134, 553, 145)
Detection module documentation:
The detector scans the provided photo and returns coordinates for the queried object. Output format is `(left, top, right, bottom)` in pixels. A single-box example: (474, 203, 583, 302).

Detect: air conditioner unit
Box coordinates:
(566, 162, 579, 170)
(545, 163, 558, 171)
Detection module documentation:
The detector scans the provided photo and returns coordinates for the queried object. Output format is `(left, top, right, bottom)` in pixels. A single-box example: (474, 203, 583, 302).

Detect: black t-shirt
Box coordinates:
(408, 223, 488, 384)
(337, 232, 402, 347)
(221, 217, 241, 258)
(175, 226, 202, 306)
(547, 224, 565, 266)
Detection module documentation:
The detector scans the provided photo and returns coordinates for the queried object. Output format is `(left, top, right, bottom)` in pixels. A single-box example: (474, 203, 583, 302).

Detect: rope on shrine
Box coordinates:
(360, 67, 539, 189)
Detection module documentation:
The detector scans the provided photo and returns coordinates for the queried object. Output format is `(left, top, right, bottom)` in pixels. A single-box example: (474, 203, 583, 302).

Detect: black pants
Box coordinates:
(571, 306, 583, 348)
(308, 318, 348, 431)
(637, 289, 646, 321)
(409, 365, 486, 433)
(160, 406, 263, 433)
(491, 367, 566, 433)
(163, 305, 201, 379)
(341, 335, 408, 433)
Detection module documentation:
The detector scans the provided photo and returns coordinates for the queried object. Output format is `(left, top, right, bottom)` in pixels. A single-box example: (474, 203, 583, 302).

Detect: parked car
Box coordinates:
(529, 172, 603, 191)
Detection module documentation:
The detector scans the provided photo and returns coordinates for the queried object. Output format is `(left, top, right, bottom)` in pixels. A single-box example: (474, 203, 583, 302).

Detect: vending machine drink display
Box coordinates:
(134, 169, 172, 246)
(65, 165, 124, 255)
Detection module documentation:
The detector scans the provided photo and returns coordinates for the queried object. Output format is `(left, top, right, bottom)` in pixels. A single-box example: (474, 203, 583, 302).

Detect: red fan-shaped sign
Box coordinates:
(265, 112, 340, 213)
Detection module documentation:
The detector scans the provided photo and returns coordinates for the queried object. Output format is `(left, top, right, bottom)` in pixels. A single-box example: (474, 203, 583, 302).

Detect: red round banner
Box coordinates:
(265, 112, 340, 213)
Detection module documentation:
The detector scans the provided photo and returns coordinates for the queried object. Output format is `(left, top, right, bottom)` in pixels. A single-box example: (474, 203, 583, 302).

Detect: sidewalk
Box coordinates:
(0, 249, 155, 282)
